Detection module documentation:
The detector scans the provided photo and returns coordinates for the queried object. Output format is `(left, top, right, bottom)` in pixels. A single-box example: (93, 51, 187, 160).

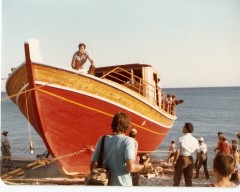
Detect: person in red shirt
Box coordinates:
(218, 137, 232, 155)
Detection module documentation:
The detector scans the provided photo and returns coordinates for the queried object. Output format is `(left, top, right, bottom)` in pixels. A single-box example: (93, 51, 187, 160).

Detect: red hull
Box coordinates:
(17, 85, 170, 174)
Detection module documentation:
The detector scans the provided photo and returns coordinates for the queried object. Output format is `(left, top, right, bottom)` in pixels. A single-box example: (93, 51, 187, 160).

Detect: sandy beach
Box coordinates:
(1, 159, 219, 187)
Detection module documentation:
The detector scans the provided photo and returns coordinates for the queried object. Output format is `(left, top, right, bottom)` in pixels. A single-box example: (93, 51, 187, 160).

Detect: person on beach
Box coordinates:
(214, 132, 224, 153)
(230, 143, 239, 184)
(237, 132, 240, 150)
(129, 128, 140, 186)
(90, 112, 152, 186)
(167, 141, 176, 163)
(1, 130, 12, 169)
(208, 153, 237, 187)
(71, 43, 96, 74)
(218, 136, 232, 155)
(194, 137, 210, 179)
(172, 122, 200, 186)
(237, 132, 240, 140)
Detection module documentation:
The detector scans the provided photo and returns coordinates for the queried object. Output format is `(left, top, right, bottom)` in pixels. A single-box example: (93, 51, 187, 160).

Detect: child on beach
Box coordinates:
(208, 153, 237, 187)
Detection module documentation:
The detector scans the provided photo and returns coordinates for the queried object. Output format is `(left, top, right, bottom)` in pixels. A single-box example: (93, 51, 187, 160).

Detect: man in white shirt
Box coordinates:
(173, 123, 200, 186)
(194, 137, 210, 179)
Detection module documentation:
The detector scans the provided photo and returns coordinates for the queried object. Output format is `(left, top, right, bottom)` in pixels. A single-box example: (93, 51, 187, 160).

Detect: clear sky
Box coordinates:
(1, 0, 240, 92)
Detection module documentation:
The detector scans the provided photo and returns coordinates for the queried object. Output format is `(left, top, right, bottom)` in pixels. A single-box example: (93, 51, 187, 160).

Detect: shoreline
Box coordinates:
(1, 159, 218, 187)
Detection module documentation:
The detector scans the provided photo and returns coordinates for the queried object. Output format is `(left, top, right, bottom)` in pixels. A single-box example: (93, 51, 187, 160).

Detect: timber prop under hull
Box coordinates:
(5, 43, 177, 175)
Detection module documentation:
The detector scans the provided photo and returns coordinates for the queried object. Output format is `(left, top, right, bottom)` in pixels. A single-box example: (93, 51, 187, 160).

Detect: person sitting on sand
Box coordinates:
(208, 153, 237, 187)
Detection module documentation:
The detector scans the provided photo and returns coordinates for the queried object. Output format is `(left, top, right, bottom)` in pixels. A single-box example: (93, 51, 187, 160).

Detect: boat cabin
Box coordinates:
(95, 63, 163, 108)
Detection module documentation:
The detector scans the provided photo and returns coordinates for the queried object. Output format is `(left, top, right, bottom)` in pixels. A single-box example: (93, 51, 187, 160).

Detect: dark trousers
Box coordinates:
(131, 172, 140, 186)
(173, 155, 193, 186)
(1, 146, 11, 167)
(195, 157, 209, 178)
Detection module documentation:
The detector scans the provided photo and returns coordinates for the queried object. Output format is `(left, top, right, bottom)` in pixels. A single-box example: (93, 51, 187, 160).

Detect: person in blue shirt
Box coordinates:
(91, 112, 152, 186)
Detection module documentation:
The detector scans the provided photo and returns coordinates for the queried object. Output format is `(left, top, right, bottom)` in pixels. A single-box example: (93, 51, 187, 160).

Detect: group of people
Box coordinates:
(213, 132, 240, 184)
(1, 113, 239, 187)
(163, 94, 184, 115)
(90, 112, 240, 187)
(168, 123, 239, 187)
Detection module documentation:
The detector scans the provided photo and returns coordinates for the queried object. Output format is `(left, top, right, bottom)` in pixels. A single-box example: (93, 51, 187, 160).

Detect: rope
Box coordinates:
(1, 83, 50, 102)
(24, 88, 34, 154)
(0, 149, 170, 162)
(0, 145, 95, 179)
(0, 145, 94, 162)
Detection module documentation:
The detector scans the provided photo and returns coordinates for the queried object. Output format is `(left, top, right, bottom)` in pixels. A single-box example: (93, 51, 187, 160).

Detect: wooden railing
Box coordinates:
(100, 67, 175, 115)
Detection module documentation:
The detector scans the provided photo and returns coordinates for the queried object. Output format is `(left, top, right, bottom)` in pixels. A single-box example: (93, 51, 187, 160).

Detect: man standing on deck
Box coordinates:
(172, 123, 200, 186)
(1, 130, 12, 169)
(71, 43, 96, 74)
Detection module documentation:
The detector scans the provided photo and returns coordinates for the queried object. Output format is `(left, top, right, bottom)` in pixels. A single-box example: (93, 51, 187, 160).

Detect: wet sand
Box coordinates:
(1, 159, 218, 187)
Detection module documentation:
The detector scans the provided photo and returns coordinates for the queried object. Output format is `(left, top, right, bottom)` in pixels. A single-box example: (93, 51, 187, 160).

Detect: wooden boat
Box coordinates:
(6, 42, 177, 175)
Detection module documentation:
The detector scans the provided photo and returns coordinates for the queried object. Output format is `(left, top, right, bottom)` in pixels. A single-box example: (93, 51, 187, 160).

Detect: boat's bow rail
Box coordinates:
(98, 66, 176, 116)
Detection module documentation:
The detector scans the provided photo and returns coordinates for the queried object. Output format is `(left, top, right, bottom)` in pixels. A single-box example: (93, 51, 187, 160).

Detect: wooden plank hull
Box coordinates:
(6, 59, 176, 175)
(16, 84, 171, 174)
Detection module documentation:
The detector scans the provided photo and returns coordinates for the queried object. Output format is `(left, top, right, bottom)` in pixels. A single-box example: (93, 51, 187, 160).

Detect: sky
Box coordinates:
(1, 0, 240, 92)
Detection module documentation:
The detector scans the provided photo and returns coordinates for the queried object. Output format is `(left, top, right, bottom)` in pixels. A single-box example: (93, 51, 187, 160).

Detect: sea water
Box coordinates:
(157, 87, 240, 169)
(1, 87, 240, 170)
